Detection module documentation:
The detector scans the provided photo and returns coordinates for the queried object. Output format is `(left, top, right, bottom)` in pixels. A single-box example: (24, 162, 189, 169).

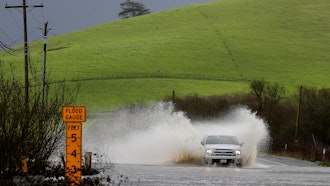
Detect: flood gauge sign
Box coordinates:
(62, 106, 86, 185)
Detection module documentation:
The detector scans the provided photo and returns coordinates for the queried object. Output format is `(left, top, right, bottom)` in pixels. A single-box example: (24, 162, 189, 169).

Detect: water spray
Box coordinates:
(84, 102, 270, 167)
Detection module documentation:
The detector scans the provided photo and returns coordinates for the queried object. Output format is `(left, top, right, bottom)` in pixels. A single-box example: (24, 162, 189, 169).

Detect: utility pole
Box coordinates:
(41, 21, 48, 108)
(5, 1, 44, 113)
(5, 1, 44, 157)
(295, 85, 303, 143)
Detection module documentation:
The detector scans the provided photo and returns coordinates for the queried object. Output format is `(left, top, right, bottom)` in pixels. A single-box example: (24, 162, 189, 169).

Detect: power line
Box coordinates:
(0, 27, 15, 43)
(0, 40, 9, 50)
(8, 8, 24, 31)
(29, 5, 44, 25)
(6, 2, 46, 44)
(0, 38, 19, 56)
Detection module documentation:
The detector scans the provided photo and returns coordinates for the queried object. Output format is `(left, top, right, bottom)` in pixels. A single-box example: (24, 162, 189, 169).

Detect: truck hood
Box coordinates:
(204, 144, 240, 150)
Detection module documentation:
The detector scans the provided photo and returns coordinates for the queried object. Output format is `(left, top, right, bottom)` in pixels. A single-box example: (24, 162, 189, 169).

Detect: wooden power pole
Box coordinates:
(295, 85, 303, 143)
(5, 1, 44, 157)
(5, 0, 44, 113)
(41, 21, 48, 108)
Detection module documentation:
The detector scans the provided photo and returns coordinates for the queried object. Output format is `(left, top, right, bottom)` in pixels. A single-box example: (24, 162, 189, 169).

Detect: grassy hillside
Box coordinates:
(1, 0, 329, 111)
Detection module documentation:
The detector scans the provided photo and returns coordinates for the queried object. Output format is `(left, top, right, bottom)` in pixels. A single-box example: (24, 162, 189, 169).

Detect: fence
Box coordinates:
(271, 142, 330, 162)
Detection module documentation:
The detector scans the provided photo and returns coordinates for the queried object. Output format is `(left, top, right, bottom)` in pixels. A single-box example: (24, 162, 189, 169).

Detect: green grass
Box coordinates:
(1, 0, 329, 112)
(76, 79, 249, 111)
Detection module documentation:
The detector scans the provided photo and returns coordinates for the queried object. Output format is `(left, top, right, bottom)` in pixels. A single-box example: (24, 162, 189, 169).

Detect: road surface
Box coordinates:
(103, 154, 329, 185)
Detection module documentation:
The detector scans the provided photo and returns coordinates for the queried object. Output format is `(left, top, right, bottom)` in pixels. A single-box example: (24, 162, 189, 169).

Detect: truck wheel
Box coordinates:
(205, 159, 212, 166)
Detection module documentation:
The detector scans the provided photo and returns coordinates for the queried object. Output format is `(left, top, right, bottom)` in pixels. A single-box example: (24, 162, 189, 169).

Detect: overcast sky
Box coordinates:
(0, 0, 214, 47)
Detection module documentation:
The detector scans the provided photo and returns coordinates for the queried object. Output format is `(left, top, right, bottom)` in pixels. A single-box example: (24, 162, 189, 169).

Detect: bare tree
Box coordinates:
(250, 79, 266, 112)
(119, 0, 151, 18)
(250, 79, 284, 113)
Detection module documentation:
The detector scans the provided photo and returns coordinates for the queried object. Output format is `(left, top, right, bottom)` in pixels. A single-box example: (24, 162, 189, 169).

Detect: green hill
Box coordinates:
(1, 0, 329, 111)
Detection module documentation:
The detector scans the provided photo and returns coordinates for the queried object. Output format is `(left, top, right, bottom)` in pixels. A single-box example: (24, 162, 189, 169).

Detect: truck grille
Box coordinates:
(214, 149, 235, 156)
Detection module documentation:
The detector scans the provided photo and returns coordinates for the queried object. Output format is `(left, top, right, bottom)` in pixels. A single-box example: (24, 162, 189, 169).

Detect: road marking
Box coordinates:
(257, 157, 288, 167)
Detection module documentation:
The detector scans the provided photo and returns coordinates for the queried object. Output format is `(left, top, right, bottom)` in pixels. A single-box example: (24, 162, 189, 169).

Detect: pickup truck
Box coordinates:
(201, 135, 242, 166)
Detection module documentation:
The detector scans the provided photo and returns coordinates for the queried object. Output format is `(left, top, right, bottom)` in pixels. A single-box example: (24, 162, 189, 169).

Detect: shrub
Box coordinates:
(0, 69, 78, 178)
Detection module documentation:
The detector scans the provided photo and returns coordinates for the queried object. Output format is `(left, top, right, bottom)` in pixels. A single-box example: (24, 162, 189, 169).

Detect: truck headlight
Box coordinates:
(205, 149, 212, 156)
(235, 150, 241, 156)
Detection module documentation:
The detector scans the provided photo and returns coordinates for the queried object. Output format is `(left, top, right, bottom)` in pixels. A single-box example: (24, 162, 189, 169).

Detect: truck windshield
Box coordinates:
(206, 135, 239, 145)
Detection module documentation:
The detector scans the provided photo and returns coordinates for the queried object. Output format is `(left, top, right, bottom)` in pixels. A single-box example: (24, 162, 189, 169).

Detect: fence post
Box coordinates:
(84, 152, 92, 174)
(21, 157, 28, 174)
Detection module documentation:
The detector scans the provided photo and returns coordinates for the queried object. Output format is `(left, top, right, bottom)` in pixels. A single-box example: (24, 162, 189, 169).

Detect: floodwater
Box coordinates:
(83, 102, 330, 185)
(108, 155, 330, 185)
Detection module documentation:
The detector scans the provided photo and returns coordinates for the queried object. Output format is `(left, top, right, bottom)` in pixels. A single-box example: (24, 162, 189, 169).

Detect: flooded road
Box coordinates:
(84, 104, 329, 185)
(107, 154, 329, 186)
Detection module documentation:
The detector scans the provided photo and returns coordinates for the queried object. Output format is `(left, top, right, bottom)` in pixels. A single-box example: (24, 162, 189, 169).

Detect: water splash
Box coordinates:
(83, 102, 270, 166)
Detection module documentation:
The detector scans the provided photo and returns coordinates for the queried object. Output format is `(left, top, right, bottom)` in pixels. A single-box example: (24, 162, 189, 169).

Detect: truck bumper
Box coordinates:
(204, 156, 242, 166)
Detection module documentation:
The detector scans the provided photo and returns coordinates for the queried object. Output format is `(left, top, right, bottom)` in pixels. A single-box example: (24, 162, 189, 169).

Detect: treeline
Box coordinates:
(167, 80, 330, 161)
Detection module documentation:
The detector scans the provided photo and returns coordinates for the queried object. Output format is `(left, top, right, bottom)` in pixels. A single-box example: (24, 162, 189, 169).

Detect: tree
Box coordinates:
(118, 0, 151, 18)
(249, 79, 285, 113)
(300, 87, 330, 145)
